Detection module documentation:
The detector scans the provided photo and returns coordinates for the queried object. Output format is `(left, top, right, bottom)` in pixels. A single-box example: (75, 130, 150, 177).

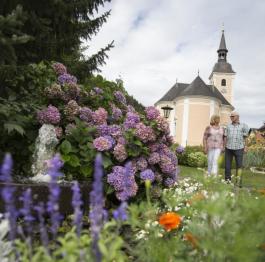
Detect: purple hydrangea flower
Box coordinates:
(140, 169, 155, 182)
(107, 163, 138, 201)
(79, 107, 93, 123)
(52, 62, 67, 75)
(164, 177, 176, 187)
(114, 91, 126, 104)
(126, 105, 136, 112)
(93, 136, 113, 151)
(176, 145, 185, 154)
(109, 125, 122, 138)
(117, 136, 126, 145)
(113, 143, 127, 162)
(58, 73, 77, 85)
(92, 108, 108, 125)
(124, 111, 140, 129)
(113, 202, 128, 221)
(156, 116, 170, 134)
(71, 181, 83, 237)
(136, 157, 148, 171)
(64, 100, 80, 121)
(148, 152, 160, 165)
(116, 162, 138, 201)
(97, 124, 111, 136)
(37, 105, 61, 125)
(89, 154, 105, 262)
(44, 83, 63, 99)
(135, 122, 156, 143)
(145, 106, 160, 120)
(93, 87, 104, 94)
(65, 82, 81, 100)
(111, 105, 122, 120)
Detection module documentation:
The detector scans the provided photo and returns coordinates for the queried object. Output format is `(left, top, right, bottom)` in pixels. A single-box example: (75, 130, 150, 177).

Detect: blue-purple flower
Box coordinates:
(35, 202, 49, 249)
(113, 202, 128, 221)
(145, 106, 160, 120)
(89, 154, 105, 262)
(93, 136, 113, 151)
(71, 181, 83, 237)
(114, 91, 126, 104)
(37, 105, 61, 125)
(176, 145, 185, 154)
(58, 73, 77, 85)
(0, 154, 17, 241)
(46, 154, 63, 240)
(140, 169, 155, 182)
(52, 62, 67, 75)
(19, 189, 34, 236)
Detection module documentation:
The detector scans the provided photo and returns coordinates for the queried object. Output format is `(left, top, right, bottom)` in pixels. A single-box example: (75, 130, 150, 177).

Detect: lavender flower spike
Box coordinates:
(0, 153, 17, 241)
(89, 153, 105, 262)
(113, 202, 128, 221)
(46, 154, 63, 240)
(19, 189, 34, 236)
(71, 181, 83, 237)
(35, 202, 49, 250)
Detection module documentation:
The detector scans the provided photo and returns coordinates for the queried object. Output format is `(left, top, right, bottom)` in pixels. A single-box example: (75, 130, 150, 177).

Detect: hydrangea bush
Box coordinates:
(37, 63, 179, 202)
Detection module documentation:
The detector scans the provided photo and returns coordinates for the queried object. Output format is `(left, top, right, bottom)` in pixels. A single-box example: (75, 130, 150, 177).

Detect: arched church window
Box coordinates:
(221, 79, 226, 86)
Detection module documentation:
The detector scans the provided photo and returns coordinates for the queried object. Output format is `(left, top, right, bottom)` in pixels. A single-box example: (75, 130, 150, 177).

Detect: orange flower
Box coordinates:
(260, 243, 265, 250)
(158, 212, 181, 231)
(184, 232, 198, 249)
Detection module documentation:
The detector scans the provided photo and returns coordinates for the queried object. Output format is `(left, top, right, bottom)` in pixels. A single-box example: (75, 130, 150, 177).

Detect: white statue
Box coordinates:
(31, 124, 59, 182)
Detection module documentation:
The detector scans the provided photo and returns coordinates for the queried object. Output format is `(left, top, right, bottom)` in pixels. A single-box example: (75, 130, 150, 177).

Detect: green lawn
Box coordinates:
(179, 165, 265, 190)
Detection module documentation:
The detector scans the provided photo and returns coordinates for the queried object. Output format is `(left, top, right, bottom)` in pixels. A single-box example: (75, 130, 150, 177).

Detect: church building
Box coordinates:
(155, 30, 235, 146)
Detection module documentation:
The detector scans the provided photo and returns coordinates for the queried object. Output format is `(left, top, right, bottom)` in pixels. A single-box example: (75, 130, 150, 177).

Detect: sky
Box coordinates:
(85, 0, 265, 128)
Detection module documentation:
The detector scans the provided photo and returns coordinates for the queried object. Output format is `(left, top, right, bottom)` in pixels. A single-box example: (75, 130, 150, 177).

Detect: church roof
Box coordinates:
(156, 75, 232, 107)
(211, 61, 235, 74)
(219, 31, 228, 51)
(258, 123, 265, 132)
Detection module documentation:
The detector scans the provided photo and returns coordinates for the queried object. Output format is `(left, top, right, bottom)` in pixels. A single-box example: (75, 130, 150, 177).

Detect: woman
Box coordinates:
(203, 115, 224, 176)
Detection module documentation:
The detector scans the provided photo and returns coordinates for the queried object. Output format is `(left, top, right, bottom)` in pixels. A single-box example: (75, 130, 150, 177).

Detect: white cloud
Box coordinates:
(86, 0, 265, 128)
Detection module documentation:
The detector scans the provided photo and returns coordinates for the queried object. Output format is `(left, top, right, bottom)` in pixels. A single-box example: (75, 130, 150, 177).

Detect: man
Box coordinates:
(224, 111, 249, 186)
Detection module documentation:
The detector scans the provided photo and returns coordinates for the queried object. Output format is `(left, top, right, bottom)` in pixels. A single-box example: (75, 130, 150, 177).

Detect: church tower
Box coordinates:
(209, 30, 235, 104)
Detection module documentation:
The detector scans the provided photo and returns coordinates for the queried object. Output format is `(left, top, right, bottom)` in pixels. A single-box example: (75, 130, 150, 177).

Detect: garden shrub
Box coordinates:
(34, 62, 178, 202)
(0, 62, 56, 176)
(243, 148, 265, 168)
(177, 145, 204, 166)
(187, 152, 207, 167)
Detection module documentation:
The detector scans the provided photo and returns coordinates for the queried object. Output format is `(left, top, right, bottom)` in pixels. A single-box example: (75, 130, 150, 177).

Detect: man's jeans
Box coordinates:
(225, 148, 244, 181)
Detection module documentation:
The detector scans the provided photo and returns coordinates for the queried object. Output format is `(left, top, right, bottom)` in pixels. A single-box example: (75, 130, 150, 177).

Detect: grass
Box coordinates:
(179, 165, 265, 190)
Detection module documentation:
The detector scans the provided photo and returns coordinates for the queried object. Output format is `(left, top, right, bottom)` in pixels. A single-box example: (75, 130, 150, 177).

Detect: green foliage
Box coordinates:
(187, 152, 207, 167)
(0, 5, 32, 65)
(243, 148, 265, 168)
(0, 0, 113, 78)
(59, 120, 97, 180)
(0, 61, 56, 176)
(177, 145, 205, 166)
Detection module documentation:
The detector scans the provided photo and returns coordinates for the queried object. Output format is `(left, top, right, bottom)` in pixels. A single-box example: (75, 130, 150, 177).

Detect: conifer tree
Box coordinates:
(0, 0, 113, 77)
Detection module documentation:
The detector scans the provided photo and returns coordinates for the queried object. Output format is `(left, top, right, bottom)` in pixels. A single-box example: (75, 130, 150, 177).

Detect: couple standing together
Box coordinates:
(203, 111, 249, 185)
